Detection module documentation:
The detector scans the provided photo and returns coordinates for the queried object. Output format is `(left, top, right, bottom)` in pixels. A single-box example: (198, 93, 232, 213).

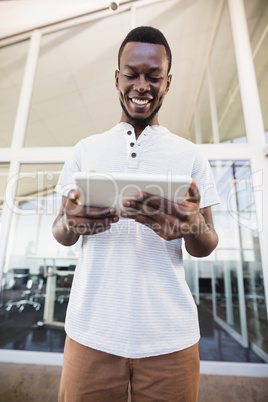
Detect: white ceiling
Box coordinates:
(0, 0, 131, 38)
(0, 0, 267, 150)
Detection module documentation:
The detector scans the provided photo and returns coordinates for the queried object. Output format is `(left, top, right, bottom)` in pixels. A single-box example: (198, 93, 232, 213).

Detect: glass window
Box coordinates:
(136, 0, 224, 141)
(244, 0, 268, 143)
(144, 0, 246, 144)
(0, 163, 80, 352)
(22, 0, 251, 146)
(184, 160, 267, 362)
(24, 11, 131, 147)
(209, 1, 246, 144)
(0, 40, 29, 147)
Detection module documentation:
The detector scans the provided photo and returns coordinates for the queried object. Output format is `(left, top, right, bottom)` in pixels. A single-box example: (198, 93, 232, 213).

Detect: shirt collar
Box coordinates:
(114, 122, 169, 136)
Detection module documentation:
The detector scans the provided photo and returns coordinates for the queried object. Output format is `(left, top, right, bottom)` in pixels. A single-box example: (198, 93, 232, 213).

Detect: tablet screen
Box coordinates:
(73, 172, 192, 210)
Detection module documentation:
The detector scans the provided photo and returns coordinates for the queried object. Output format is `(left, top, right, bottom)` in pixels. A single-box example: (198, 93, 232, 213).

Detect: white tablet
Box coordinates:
(73, 172, 192, 211)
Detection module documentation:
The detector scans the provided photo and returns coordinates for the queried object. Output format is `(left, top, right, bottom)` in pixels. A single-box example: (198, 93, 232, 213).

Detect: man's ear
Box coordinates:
(165, 74, 172, 94)
(115, 70, 119, 90)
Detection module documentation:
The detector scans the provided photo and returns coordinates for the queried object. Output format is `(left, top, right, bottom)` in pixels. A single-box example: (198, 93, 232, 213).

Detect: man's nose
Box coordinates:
(133, 75, 150, 92)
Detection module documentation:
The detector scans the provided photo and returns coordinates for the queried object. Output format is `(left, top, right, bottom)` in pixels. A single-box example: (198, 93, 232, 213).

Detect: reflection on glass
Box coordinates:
(185, 160, 267, 362)
(0, 163, 80, 352)
(0, 40, 29, 147)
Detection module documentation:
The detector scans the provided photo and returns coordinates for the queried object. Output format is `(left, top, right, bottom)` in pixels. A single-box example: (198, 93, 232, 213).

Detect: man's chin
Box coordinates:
(120, 100, 162, 126)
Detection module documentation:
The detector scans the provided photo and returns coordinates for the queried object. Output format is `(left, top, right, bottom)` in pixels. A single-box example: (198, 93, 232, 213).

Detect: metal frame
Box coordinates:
(0, 348, 267, 377)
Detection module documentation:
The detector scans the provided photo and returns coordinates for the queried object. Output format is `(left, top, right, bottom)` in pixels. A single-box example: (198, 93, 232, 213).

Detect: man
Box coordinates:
(53, 26, 219, 402)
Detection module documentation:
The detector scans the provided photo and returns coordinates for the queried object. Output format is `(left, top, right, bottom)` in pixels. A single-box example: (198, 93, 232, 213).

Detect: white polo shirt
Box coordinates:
(55, 122, 220, 358)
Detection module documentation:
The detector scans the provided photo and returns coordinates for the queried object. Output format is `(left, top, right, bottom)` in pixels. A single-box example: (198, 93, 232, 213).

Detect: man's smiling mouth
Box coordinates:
(130, 98, 152, 106)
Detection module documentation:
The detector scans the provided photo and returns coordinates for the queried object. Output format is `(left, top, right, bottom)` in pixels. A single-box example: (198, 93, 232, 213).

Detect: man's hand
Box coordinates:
(120, 180, 218, 257)
(64, 189, 119, 236)
(52, 190, 119, 246)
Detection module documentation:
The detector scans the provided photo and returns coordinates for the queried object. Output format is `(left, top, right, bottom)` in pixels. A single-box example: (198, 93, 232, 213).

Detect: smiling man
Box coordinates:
(53, 26, 219, 402)
(115, 40, 172, 134)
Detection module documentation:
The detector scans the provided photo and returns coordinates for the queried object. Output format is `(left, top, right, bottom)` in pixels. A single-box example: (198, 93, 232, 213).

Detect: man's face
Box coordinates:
(115, 42, 172, 126)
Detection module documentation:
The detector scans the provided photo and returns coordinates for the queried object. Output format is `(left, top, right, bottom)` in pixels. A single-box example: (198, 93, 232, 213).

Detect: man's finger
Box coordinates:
(130, 192, 188, 218)
(122, 198, 160, 216)
(68, 189, 80, 205)
(82, 206, 118, 218)
(186, 179, 200, 203)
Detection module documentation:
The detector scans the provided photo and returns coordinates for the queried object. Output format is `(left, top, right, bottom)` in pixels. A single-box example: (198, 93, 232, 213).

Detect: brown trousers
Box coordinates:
(59, 336, 200, 402)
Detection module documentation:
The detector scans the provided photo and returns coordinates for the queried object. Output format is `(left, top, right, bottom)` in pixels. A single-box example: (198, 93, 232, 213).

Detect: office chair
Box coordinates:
(5, 268, 41, 312)
(29, 265, 47, 303)
(56, 265, 75, 304)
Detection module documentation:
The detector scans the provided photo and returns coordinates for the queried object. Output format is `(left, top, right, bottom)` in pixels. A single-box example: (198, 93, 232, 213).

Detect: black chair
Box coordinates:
(0, 273, 8, 309)
(5, 268, 41, 312)
(29, 265, 47, 303)
(56, 265, 74, 304)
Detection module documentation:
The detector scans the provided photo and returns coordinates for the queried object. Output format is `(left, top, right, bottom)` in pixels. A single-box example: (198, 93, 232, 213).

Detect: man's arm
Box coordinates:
(52, 194, 80, 246)
(183, 206, 218, 257)
(52, 190, 119, 246)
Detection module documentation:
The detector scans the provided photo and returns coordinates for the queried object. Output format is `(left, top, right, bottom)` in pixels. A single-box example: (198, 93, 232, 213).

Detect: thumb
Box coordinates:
(187, 179, 200, 203)
(68, 189, 80, 205)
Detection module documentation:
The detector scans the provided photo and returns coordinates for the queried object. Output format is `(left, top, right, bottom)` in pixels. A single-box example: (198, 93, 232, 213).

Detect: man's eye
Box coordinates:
(149, 77, 160, 82)
(125, 75, 136, 79)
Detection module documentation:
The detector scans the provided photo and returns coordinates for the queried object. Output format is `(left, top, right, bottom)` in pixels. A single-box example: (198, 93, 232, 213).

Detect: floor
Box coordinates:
(198, 303, 264, 362)
(0, 362, 267, 402)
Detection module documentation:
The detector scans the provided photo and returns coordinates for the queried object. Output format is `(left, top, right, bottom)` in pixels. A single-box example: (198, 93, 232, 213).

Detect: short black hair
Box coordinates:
(118, 26, 172, 73)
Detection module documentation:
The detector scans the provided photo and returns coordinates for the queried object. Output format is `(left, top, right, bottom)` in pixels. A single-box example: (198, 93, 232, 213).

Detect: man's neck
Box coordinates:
(120, 117, 159, 139)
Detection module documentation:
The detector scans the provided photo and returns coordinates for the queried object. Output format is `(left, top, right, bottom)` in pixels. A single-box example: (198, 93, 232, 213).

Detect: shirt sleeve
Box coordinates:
(192, 147, 220, 209)
(55, 141, 82, 196)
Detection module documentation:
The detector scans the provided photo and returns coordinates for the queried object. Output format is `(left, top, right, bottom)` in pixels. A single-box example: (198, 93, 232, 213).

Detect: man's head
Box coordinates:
(118, 26, 172, 74)
(116, 26, 172, 130)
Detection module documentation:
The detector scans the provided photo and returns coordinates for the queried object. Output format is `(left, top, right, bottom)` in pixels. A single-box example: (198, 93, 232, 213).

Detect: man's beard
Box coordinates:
(119, 99, 162, 126)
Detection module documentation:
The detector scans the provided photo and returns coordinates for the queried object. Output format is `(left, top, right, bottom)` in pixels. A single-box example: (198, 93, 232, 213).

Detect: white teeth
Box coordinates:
(132, 98, 149, 105)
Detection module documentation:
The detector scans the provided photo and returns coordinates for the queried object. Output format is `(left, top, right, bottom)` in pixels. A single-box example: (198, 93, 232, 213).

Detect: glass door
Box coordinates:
(210, 160, 267, 358)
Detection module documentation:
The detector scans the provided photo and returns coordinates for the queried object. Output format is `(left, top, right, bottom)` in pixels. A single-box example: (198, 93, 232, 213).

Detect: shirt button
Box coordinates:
(130, 142, 135, 147)
(127, 131, 132, 135)
(131, 152, 137, 158)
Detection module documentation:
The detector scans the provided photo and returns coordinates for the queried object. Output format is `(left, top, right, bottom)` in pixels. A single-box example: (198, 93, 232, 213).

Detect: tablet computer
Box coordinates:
(73, 172, 192, 211)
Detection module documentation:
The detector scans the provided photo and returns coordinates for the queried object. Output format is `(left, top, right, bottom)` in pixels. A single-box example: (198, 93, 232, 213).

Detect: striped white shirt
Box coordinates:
(55, 123, 220, 358)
